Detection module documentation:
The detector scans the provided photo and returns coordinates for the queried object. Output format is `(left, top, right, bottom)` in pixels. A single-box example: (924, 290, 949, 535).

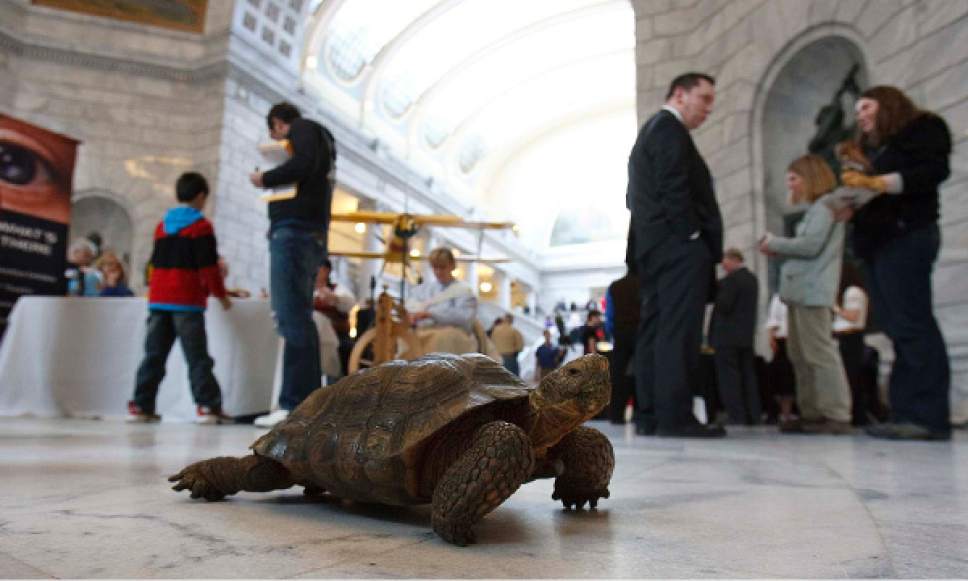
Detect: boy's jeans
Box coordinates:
(133, 310, 222, 413)
(270, 226, 325, 410)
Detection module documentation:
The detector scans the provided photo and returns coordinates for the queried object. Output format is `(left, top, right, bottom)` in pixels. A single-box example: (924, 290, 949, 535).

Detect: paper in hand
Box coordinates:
(258, 140, 292, 165)
(260, 189, 297, 202)
(823, 186, 879, 211)
(257, 140, 297, 202)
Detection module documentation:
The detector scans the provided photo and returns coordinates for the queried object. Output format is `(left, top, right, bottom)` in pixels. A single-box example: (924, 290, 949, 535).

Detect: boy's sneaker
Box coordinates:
(126, 401, 161, 423)
(253, 409, 289, 428)
(196, 405, 233, 425)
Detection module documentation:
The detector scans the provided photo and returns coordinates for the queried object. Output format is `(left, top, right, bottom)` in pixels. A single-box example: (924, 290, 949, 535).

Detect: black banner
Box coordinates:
(0, 114, 79, 337)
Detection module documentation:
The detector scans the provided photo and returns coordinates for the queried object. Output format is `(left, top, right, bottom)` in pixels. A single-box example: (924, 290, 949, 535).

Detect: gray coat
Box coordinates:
(766, 193, 844, 307)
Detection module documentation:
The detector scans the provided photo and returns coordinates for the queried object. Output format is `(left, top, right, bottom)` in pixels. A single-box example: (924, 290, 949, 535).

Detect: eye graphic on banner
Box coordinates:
(0, 120, 76, 224)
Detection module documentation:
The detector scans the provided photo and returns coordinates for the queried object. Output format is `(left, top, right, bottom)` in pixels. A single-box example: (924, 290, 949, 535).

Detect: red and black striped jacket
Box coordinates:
(148, 208, 226, 311)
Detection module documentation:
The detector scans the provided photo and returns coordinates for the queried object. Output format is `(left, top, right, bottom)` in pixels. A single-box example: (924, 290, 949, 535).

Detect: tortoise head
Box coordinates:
(528, 354, 610, 444)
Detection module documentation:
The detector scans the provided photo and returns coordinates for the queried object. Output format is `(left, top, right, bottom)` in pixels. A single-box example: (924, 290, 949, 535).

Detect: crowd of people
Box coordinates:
(622, 73, 953, 441)
(56, 75, 953, 443)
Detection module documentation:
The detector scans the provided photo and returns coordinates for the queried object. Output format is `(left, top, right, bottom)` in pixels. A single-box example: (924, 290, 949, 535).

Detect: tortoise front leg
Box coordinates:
(169, 454, 295, 501)
(431, 421, 535, 546)
(549, 426, 614, 509)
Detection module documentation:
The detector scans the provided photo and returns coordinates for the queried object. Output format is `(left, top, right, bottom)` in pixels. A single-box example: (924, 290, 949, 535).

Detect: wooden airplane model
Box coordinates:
(329, 210, 514, 265)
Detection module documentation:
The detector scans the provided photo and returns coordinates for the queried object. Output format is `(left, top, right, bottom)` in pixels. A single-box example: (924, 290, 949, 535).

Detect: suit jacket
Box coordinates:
(606, 272, 640, 337)
(626, 109, 723, 262)
(709, 266, 758, 348)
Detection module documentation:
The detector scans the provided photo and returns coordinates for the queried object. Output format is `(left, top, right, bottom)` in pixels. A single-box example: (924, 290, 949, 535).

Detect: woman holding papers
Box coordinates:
(843, 86, 953, 441)
(759, 154, 852, 435)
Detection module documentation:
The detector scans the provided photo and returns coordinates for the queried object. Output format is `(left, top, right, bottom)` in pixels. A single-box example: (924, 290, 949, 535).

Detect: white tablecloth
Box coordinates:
(0, 297, 279, 422)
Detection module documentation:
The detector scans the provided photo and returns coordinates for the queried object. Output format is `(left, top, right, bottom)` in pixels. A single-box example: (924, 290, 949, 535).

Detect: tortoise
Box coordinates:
(169, 352, 614, 546)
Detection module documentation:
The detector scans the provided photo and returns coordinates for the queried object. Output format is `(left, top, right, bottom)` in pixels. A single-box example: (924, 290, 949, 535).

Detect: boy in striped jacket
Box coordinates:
(127, 172, 232, 424)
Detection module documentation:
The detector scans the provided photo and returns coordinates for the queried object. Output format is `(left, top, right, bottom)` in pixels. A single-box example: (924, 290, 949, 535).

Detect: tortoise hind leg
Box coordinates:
(431, 421, 535, 546)
(169, 454, 295, 501)
(550, 426, 614, 509)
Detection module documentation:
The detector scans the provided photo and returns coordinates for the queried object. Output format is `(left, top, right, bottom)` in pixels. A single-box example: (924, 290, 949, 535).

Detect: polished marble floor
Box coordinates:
(1, 417, 966, 578)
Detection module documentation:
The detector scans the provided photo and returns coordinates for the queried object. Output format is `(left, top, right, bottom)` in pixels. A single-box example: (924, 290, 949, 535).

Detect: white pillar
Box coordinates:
(356, 200, 381, 304)
(497, 270, 512, 311)
(420, 231, 437, 284)
(466, 261, 478, 295)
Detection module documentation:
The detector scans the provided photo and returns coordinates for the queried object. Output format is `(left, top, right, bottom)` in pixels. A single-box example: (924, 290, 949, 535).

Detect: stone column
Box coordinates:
(418, 230, 436, 284)
(356, 200, 382, 304)
(466, 261, 479, 294)
(496, 270, 512, 310)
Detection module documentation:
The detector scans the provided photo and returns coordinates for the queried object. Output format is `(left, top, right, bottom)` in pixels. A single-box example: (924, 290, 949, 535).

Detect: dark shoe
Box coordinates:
(779, 418, 813, 433)
(801, 418, 853, 435)
(126, 401, 161, 423)
(195, 405, 233, 425)
(866, 422, 950, 441)
(657, 422, 726, 438)
(635, 420, 657, 436)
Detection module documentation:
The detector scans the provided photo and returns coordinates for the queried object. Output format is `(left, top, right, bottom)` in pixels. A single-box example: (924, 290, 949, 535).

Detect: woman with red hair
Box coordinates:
(843, 86, 953, 441)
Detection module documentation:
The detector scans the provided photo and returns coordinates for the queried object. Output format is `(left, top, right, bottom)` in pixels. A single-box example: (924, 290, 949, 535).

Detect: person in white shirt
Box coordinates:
(765, 293, 797, 425)
(832, 261, 875, 425)
(311, 258, 356, 381)
(407, 247, 478, 355)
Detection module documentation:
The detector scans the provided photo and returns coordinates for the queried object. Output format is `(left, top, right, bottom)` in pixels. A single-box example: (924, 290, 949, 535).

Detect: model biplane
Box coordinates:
(330, 211, 513, 372)
(328, 210, 514, 265)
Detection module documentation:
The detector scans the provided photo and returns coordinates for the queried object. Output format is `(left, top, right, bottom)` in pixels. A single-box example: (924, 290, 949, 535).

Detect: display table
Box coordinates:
(0, 297, 279, 422)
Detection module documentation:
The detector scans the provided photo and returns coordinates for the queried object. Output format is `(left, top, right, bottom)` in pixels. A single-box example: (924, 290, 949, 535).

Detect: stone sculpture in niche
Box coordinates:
(808, 63, 863, 173)
(169, 352, 615, 546)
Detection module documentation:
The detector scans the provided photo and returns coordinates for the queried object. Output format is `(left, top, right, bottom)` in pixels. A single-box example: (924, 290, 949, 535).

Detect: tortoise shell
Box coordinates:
(251, 352, 533, 505)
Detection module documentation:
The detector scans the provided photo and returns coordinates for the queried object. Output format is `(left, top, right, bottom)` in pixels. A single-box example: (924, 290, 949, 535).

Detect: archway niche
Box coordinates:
(759, 35, 867, 291)
(68, 195, 134, 268)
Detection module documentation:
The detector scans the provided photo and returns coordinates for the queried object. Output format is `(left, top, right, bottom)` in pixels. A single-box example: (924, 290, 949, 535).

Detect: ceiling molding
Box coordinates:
(406, 0, 630, 152)
(299, 0, 349, 79)
(357, 0, 464, 128)
(0, 26, 228, 83)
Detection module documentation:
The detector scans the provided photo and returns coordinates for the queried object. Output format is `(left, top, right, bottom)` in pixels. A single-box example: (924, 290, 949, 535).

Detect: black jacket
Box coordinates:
(626, 109, 723, 262)
(607, 272, 640, 337)
(709, 266, 758, 349)
(262, 117, 336, 230)
(852, 113, 951, 257)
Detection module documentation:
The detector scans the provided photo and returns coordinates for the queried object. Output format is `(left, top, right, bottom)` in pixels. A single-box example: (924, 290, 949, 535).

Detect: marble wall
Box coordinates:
(630, 0, 968, 421)
(0, 0, 232, 287)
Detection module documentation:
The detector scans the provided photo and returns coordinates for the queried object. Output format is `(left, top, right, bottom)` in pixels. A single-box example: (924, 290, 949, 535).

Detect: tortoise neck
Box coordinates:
(526, 405, 582, 449)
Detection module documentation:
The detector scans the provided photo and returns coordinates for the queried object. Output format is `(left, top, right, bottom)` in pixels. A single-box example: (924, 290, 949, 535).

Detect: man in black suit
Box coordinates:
(709, 248, 760, 425)
(626, 72, 724, 438)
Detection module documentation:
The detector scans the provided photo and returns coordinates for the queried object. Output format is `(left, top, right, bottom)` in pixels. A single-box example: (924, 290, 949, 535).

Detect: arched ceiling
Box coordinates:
(302, 0, 635, 249)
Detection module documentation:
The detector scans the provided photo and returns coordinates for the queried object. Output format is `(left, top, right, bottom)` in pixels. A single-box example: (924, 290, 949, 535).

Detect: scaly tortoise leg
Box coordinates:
(169, 455, 295, 501)
(550, 426, 614, 509)
(431, 421, 535, 546)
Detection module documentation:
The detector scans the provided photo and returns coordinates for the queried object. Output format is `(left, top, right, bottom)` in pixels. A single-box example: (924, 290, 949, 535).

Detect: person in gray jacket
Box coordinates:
(759, 154, 852, 435)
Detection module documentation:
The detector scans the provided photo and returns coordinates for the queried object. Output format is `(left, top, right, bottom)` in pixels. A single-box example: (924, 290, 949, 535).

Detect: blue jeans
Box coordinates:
(133, 310, 222, 412)
(270, 226, 325, 410)
(864, 224, 950, 434)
